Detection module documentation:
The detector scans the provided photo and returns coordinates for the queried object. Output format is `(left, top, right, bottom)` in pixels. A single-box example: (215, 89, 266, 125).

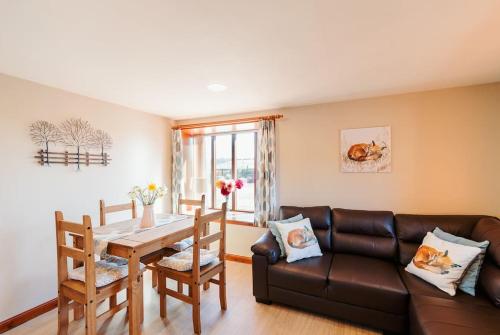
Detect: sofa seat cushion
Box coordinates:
(327, 254, 408, 315)
(398, 266, 493, 305)
(268, 252, 332, 298)
(410, 294, 500, 335)
(399, 265, 453, 299)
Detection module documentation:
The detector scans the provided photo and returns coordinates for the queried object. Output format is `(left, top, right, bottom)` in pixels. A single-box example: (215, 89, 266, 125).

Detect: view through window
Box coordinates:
(183, 130, 256, 213)
(214, 132, 256, 211)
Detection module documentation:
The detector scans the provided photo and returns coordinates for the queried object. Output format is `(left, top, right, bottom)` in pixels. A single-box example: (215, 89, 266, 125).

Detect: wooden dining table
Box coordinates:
(74, 214, 196, 335)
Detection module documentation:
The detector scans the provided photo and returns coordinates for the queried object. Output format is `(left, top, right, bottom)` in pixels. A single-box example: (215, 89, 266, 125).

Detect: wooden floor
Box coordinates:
(7, 261, 380, 335)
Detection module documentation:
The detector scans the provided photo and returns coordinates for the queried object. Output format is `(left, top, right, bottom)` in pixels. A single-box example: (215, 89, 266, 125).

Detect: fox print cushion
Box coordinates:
(268, 214, 304, 258)
(274, 218, 322, 263)
(405, 232, 482, 296)
(433, 228, 489, 296)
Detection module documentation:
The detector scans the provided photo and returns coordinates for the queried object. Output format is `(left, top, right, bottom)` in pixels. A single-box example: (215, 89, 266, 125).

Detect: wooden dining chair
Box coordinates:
(177, 193, 206, 215)
(55, 211, 142, 335)
(176, 194, 208, 292)
(157, 202, 228, 335)
(99, 199, 136, 226)
(99, 199, 160, 291)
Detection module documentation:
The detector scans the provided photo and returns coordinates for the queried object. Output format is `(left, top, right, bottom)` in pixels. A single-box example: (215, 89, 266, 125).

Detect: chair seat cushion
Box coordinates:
(102, 255, 128, 265)
(327, 254, 408, 315)
(157, 248, 219, 271)
(410, 294, 500, 335)
(68, 259, 145, 288)
(166, 237, 194, 251)
(268, 252, 332, 298)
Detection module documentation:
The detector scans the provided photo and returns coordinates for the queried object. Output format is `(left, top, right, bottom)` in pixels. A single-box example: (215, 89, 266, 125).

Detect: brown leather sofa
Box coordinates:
(251, 206, 500, 334)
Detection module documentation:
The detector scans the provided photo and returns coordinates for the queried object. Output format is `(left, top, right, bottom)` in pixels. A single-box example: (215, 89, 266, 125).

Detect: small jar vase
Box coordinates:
(140, 204, 156, 228)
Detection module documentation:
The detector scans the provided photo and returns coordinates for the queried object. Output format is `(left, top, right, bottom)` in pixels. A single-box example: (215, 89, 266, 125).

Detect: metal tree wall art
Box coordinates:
(60, 118, 94, 169)
(91, 129, 113, 155)
(29, 120, 62, 166)
(30, 118, 113, 169)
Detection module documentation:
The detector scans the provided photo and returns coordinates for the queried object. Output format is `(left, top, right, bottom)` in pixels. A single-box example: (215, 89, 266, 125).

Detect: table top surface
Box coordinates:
(99, 214, 195, 250)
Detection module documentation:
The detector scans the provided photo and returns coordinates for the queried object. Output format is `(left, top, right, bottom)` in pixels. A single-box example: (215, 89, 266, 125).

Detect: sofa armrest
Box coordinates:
(251, 230, 280, 265)
(479, 260, 500, 308)
(472, 217, 500, 266)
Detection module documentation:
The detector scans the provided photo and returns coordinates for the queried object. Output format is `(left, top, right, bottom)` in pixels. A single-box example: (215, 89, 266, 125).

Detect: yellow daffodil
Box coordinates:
(129, 184, 167, 206)
(215, 179, 225, 189)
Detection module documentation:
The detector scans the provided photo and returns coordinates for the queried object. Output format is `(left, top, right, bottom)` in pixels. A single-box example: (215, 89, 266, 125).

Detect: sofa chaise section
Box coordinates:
(395, 215, 500, 335)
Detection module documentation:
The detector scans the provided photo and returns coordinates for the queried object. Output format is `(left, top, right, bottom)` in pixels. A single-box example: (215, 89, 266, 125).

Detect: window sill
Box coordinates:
(199, 209, 255, 226)
(225, 211, 254, 226)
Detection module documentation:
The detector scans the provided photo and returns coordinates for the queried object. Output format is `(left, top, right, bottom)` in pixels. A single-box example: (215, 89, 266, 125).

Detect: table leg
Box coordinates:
(140, 272, 144, 323)
(128, 250, 142, 335)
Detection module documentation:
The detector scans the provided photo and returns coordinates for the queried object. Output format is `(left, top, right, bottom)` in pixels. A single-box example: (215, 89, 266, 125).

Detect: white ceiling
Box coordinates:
(1, 1, 500, 120)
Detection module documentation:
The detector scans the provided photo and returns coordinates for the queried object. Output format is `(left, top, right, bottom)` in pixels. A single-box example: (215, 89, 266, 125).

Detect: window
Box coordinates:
(214, 134, 232, 209)
(235, 132, 256, 211)
(183, 129, 257, 213)
(213, 132, 256, 212)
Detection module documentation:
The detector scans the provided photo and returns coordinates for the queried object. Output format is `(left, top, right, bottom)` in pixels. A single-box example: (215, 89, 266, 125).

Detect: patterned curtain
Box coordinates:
(255, 120, 277, 227)
(171, 129, 184, 213)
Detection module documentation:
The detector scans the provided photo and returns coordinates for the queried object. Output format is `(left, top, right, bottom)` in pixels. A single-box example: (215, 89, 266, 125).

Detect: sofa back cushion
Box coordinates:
(280, 206, 332, 251)
(332, 208, 396, 260)
(395, 214, 485, 265)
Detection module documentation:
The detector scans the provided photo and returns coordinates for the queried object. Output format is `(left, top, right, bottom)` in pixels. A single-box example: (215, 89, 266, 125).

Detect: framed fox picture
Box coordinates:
(340, 126, 391, 173)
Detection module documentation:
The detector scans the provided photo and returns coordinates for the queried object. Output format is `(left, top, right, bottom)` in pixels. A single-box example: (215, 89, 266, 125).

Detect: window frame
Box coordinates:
(210, 130, 257, 213)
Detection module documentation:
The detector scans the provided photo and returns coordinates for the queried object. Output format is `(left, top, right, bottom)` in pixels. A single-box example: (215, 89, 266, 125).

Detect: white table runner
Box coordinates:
(93, 213, 189, 257)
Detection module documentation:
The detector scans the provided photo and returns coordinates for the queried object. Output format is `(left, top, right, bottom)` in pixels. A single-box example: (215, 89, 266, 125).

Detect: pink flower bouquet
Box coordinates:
(215, 178, 245, 198)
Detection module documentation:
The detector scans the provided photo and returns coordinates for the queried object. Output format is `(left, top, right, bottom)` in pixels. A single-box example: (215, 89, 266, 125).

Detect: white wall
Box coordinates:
(179, 83, 500, 258)
(207, 223, 266, 257)
(180, 83, 500, 216)
(0, 74, 173, 321)
(226, 225, 266, 257)
(275, 84, 500, 215)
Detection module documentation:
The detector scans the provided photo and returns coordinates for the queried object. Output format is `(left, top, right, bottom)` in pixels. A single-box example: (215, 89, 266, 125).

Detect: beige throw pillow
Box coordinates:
(405, 232, 481, 296)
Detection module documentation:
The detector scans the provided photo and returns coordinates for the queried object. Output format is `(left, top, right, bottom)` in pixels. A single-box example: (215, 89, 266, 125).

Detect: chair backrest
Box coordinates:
(55, 211, 96, 301)
(178, 194, 206, 215)
(192, 202, 227, 281)
(99, 199, 137, 226)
